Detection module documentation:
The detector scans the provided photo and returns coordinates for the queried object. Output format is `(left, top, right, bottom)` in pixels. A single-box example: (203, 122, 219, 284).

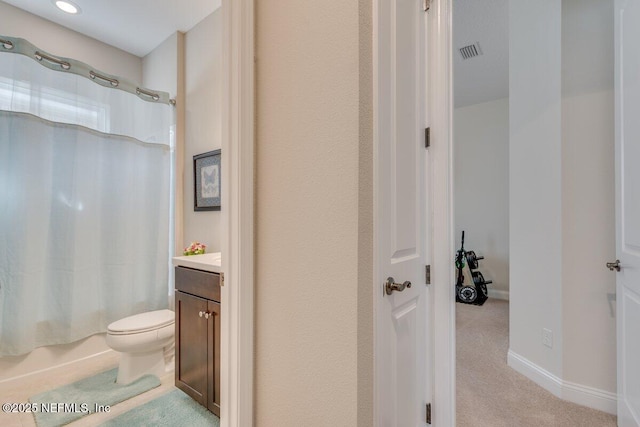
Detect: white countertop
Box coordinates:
(172, 252, 222, 273)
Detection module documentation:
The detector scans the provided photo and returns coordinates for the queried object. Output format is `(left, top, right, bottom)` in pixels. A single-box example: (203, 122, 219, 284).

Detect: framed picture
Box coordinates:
(194, 149, 221, 211)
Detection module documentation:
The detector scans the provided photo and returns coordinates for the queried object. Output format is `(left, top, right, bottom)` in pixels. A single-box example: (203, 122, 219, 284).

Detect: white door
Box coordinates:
(615, 1, 640, 425)
(374, 0, 430, 425)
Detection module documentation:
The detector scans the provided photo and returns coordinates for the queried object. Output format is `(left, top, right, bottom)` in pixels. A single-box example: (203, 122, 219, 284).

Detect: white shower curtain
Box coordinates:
(0, 43, 173, 356)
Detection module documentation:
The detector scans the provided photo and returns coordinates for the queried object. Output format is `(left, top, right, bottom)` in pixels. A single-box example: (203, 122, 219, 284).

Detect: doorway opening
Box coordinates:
(452, 0, 617, 425)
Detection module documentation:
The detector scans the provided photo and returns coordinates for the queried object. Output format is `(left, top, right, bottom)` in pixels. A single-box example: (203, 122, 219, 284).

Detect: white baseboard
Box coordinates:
(507, 350, 617, 415)
(488, 289, 509, 301)
(507, 349, 562, 396)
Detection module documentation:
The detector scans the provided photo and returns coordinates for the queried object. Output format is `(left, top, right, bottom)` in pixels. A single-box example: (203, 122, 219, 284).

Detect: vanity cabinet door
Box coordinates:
(175, 291, 209, 406)
(207, 300, 221, 416)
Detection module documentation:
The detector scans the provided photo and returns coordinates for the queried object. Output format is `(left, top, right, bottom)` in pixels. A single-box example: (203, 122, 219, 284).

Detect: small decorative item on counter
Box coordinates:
(183, 241, 207, 256)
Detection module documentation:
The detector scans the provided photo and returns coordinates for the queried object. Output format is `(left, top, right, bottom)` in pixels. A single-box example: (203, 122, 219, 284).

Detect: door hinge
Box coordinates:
(426, 265, 431, 285)
(424, 0, 431, 12)
(425, 127, 430, 148)
(220, 272, 225, 286)
(426, 402, 432, 424)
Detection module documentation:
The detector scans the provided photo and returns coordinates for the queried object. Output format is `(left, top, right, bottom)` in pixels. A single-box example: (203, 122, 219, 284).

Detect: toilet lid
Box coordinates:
(107, 309, 175, 334)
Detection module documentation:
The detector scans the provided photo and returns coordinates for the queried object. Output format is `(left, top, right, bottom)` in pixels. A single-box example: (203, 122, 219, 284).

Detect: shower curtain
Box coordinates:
(0, 37, 174, 356)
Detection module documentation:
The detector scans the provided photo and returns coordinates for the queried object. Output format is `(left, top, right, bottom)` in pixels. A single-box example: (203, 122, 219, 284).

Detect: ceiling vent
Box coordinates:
(459, 42, 483, 60)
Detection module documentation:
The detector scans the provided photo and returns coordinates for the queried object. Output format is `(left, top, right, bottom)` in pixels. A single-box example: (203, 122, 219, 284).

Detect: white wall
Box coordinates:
(508, 0, 616, 411)
(561, 0, 615, 395)
(454, 97, 509, 299)
(0, 2, 141, 82)
(509, 0, 564, 379)
(183, 11, 221, 253)
(255, 0, 363, 424)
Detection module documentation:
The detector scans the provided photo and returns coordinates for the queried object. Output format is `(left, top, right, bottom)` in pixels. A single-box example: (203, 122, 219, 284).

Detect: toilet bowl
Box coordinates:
(106, 309, 175, 385)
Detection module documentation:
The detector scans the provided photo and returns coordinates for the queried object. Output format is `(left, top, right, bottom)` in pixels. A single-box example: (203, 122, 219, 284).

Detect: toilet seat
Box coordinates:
(107, 309, 175, 335)
(106, 309, 175, 384)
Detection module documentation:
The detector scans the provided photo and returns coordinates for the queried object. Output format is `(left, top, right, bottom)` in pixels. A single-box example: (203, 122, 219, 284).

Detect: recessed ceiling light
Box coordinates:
(54, 0, 81, 14)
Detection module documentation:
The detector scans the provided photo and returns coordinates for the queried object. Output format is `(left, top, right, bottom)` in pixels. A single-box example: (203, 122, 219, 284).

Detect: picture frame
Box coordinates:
(194, 149, 221, 211)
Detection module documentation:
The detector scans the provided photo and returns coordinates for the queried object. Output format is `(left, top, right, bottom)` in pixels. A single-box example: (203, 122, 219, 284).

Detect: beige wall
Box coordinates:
(143, 33, 179, 99)
(183, 10, 222, 252)
(255, 0, 371, 425)
(143, 11, 223, 256)
(144, 12, 224, 259)
(0, 2, 141, 82)
(357, 0, 374, 426)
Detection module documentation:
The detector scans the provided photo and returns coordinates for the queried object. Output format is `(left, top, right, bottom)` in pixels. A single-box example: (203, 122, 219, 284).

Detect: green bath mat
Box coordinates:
(100, 389, 219, 427)
(29, 368, 160, 427)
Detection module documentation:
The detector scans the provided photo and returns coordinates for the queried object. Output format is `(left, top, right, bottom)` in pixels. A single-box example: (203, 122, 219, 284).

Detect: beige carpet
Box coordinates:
(456, 299, 617, 427)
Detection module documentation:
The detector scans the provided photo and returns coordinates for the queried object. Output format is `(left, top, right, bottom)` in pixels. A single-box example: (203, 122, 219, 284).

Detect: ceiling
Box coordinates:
(4, 0, 508, 106)
(453, 0, 508, 108)
(1, 0, 220, 57)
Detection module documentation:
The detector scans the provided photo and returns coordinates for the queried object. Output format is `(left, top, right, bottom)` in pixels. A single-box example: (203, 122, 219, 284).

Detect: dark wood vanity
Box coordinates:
(174, 265, 221, 416)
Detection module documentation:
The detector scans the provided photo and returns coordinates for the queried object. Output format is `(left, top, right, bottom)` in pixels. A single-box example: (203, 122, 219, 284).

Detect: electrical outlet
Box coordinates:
(542, 328, 553, 348)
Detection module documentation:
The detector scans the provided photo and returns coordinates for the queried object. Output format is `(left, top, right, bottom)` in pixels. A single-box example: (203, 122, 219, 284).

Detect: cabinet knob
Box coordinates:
(199, 311, 204, 318)
(204, 312, 210, 319)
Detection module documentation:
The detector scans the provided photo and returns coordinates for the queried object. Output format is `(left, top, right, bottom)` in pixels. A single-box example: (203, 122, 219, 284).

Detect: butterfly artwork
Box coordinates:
(201, 165, 219, 198)
(203, 169, 215, 186)
(194, 150, 221, 211)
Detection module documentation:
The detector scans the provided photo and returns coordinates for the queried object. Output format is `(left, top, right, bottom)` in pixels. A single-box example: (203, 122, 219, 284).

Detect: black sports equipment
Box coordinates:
(455, 231, 493, 306)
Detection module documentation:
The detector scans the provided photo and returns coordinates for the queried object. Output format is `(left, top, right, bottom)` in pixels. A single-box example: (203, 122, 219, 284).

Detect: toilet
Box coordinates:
(106, 309, 175, 385)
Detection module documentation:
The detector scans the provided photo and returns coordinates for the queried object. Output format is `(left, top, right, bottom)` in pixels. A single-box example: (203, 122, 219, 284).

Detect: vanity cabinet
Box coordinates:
(175, 266, 221, 416)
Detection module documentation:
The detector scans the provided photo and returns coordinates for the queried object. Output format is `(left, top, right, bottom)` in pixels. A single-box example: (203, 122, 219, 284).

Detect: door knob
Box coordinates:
(385, 277, 412, 295)
(606, 260, 621, 272)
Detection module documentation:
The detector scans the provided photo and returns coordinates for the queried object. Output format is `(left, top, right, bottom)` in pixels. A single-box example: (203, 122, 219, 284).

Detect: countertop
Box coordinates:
(172, 252, 222, 273)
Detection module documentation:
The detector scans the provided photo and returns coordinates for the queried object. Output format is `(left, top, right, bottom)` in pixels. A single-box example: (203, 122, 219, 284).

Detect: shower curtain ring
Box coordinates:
(1, 39, 14, 50)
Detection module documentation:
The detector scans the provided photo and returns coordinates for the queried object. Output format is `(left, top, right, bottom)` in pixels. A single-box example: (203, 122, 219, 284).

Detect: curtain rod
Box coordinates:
(0, 35, 176, 106)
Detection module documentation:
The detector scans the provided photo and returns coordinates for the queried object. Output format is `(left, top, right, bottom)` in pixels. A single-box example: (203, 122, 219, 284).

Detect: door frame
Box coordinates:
(220, 0, 254, 426)
(428, 0, 456, 426)
(221, 0, 453, 424)
(372, 0, 454, 425)
(428, 0, 456, 425)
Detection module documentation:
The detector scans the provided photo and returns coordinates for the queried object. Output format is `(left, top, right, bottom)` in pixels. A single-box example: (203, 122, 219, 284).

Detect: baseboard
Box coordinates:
(507, 350, 617, 415)
(562, 379, 618, 415)
(488, 289, 509, 301)
(507, 350, 563, 397)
